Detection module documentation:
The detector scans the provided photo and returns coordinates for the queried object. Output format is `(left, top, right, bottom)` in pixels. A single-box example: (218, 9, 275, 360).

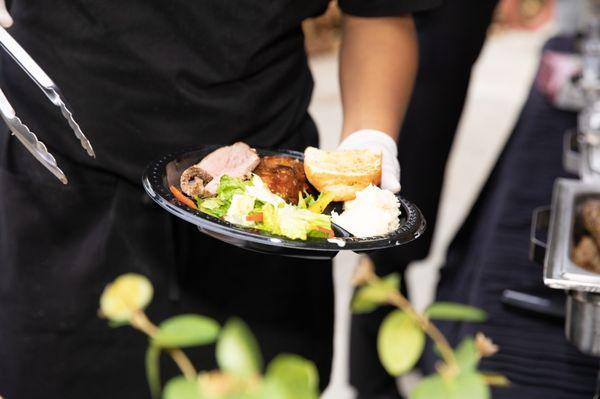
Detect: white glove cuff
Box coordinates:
(338, 129, 398, 158)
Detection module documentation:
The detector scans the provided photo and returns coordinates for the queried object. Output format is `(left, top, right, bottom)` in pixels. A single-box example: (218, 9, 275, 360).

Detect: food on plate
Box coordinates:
(170, 141, 402, 241)
(180, 166, 213, 197)
(195, 175, 334, 240)
(331, 185, 400, 238)
(303, 146, 382, 201)
(572, 236, 600, 273)
(305, 191, 335, 214)
(180, 142, 260, 197)
(169, 185, 197, 210)
(572, 199, 600, 273)
(254, 156, 310, 204)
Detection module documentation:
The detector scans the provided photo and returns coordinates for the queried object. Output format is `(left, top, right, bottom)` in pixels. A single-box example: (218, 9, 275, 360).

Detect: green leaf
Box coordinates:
(163, 376, 199, 399)
(153, 314, 220, 348)
(454, 338, 480, 372)
(265, 354, 319, 398)
(480, 372, 511, 387)
(351, 273, 400, 314)
(146, 345, 162, 399)
(377, 310, 425, 376)
(425, 302, 486, 322)
(108, 319, 130, 328)
(410, 374, 446, 399)
(455, 372, 490, 399)
(411, 372, 490, 399)
(216, 318, 263, 377)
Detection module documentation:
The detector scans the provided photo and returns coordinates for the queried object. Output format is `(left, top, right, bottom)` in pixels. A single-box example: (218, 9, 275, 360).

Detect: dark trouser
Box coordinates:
(349, 1, 498, 397)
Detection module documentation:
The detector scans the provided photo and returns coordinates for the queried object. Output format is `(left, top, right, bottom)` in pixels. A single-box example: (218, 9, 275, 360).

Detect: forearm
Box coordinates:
(339, 14, 418, 140)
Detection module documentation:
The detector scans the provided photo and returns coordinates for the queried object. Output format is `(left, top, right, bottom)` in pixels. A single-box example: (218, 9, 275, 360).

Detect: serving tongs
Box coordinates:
(0, 26, 94, 184)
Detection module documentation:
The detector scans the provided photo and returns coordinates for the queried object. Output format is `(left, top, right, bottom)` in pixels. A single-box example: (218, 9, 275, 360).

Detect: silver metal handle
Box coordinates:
(563, 129, 581, 175)
(529, 206, 550, 266)
(0, 26, 55, 97)
(0, 26, 95, 157)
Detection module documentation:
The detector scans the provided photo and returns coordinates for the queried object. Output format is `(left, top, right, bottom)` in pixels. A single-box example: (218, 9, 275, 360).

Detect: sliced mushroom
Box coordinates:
(180, 165, 213, 197)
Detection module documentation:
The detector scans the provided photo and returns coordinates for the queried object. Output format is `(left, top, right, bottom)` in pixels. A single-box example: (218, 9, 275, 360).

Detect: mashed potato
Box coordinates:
(331, 185, 400, 238)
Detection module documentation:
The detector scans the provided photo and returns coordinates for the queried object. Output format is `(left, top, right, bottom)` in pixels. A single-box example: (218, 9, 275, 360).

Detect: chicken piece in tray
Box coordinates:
(180, 142, 260, 197)
(254, 156, 310, 204)
(581, 199, 600, 247)
(572, 236, 600, 273)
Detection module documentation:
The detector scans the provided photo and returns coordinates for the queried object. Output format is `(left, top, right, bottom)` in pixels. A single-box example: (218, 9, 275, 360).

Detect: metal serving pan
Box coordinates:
(544, 178, 600, 292)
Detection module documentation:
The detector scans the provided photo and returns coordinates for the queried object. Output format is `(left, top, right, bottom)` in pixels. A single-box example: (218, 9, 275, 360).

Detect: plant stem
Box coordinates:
(131, 311, 198, 380)
(386, 291, 459, 376)
(168, 349, 198, 381)
(364, 273, 460, 376)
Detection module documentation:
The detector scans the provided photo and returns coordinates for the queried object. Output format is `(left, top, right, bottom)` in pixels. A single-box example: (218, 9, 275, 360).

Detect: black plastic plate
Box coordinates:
(142, 146, 426, 259)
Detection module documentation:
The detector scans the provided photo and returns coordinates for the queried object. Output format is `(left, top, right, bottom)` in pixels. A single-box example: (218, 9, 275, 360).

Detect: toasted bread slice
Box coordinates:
(304, 147, 382, 201)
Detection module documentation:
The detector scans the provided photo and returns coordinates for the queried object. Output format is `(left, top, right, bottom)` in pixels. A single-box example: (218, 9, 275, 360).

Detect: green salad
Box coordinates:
(195, 175, 334, 240)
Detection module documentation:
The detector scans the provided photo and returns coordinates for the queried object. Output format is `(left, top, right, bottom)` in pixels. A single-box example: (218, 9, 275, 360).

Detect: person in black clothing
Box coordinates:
(350, 0, 499, 397)
(0, 0, 438, 398)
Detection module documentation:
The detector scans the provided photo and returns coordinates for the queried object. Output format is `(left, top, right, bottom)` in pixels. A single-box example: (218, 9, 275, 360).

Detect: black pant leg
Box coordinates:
(349, 1, 499, 397)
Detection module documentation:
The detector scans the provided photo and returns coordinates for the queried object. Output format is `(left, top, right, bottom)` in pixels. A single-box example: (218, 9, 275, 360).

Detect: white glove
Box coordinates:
(338, 129, 401, 193)
(0, 0, 13, 28)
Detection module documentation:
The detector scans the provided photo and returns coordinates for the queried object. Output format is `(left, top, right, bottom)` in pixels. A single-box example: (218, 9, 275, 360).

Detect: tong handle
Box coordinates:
(0, 27, 57, 101)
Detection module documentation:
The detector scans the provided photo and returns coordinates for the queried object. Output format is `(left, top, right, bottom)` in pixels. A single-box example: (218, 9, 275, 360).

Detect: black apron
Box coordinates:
(0, 1, 334, 398)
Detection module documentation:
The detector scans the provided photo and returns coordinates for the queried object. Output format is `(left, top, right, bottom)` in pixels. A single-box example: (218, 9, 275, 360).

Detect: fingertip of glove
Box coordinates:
(381, 177, 401, 194)
(0, 12, 13, 28)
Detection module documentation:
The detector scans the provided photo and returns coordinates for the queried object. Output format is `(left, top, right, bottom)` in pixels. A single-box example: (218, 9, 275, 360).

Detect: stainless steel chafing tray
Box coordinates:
(535, 178, 600, 356)
(544, 178, 600, 292)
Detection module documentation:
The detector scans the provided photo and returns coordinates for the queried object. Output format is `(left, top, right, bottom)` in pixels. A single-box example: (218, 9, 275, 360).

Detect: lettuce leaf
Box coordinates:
(259, 202, 333, 240)
(224, 194, 256, 226)
(217, 175, 248, 202)
(196, 175, 249, 218)
(308, 191, 334, 214)
(195, 175, 334, 241)
(195, 196, 228, 218)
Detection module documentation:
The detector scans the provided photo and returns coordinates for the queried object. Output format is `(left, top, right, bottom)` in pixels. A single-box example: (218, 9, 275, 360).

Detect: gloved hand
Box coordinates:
(0, 0, 13, 28)
(338, 129, 401, 193)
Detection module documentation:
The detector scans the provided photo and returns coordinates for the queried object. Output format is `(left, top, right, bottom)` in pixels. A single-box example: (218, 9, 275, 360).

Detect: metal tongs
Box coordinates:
(0, 26, 94, 184)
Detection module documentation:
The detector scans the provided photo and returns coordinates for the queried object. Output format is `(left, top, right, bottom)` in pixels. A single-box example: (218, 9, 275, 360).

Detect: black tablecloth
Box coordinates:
(423, 36, 599, 398)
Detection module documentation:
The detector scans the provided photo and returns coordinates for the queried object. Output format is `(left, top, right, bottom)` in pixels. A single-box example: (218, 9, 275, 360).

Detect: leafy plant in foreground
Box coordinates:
(351, 257, 510, 399)
(98, 273, 319, 399)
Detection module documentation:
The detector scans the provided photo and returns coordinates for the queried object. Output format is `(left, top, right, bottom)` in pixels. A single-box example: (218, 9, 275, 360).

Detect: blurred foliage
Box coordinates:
(99, 274, 319, 399)
(99, 260, 509, 399)
(350, 257, 509, 399)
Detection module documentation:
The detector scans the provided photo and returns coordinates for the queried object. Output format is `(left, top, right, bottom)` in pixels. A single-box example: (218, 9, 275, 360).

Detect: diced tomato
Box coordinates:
(315, 226, 335, 238)
(169, 185, 197, 210)
(246, 213, 264, 222)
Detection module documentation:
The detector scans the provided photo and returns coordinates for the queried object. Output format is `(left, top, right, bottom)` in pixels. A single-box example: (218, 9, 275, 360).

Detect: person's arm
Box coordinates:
(339, 14, 418, 141)
(337, 13, 418, 192)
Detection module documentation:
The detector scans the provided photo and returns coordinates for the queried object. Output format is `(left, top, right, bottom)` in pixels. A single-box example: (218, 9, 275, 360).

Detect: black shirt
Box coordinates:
(3, 0, 440, 183)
